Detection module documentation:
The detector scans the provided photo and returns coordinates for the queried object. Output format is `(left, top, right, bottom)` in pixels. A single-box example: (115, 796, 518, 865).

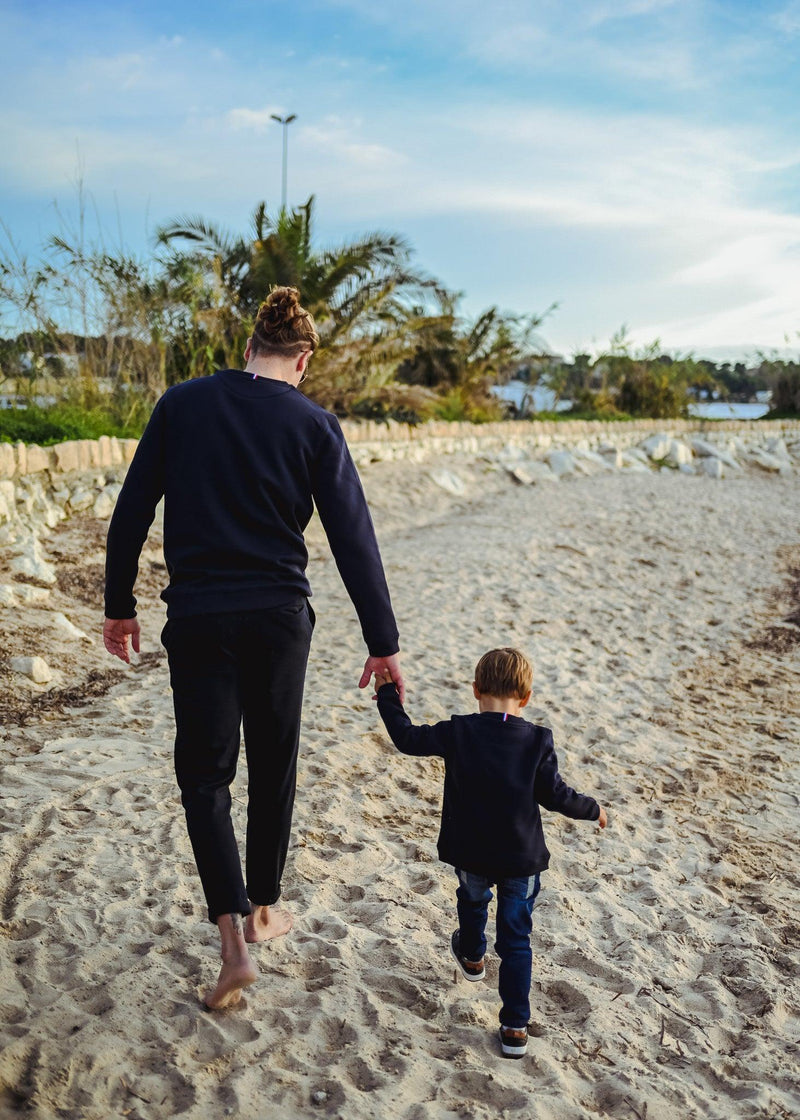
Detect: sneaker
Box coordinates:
(450, 931, 486, 981)
(499, 1024, 529, 1058)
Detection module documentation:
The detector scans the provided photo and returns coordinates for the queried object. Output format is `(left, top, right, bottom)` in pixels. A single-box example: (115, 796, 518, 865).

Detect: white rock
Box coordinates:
(429, 469, 466, 496)
(666, 439, 693, 467)
(499, 443, 528, 462)
(547, 450, 577, 477)
(52, 612, 90, 640)
(18, 585, 51, 604)
(765, 436, 789, 459)
(641, 434, 672, 460)
(92, 490, 116, 520)
(619, 453, 651, 473)
(624, 447, 650, 464)
(0, 584, 16, 606)
(678, 462, 695, 475)
(68, 488, 95, 512)
(690, 437, 717, 457)
(573, 448, 614, 471)
(690, 438, 741, 470)
(10, 538, 57, 585)
(507, 462, 557, 485)
(599, 448, 624, 468)
(747, 449, 785, 473)
(10, 656, 53, 684)
(701, 457, 724, 479)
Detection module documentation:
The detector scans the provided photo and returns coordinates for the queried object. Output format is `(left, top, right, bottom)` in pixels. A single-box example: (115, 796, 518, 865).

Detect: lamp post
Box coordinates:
(270, 113, 297, 212)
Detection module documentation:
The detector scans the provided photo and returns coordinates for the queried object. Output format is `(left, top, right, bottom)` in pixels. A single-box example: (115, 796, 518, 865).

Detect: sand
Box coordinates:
(1, 460, 799, 1119)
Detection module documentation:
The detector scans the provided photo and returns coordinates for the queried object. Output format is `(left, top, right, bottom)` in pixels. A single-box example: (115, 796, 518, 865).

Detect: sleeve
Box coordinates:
(534, 729, 600, 821)
(104, 396, 167, 619)
(376, 683, 453, 759)
(310, 416, 399, 657)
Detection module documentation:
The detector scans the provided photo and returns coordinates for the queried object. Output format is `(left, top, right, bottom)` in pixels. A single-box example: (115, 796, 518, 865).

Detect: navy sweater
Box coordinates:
(376, 684, 599, 878)
(104, 370, 399, 657)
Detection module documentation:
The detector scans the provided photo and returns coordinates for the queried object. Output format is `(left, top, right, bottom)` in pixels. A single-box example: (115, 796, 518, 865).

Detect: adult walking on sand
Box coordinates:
(103, 287, 403, 1009)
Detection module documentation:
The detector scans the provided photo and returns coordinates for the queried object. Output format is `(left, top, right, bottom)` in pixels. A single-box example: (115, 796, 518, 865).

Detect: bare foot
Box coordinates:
(203, 957, 258, 1010)
(245, 905, 293, 943)
(203, 912, 258, 1011)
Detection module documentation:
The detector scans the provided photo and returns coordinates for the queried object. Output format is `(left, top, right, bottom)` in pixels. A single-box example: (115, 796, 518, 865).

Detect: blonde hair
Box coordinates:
(251, 286, 319, 358)
(474, 648, 533, 699)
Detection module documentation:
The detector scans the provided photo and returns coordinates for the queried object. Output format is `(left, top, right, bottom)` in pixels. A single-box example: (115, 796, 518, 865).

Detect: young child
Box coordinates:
(374, 647, 607, 1059)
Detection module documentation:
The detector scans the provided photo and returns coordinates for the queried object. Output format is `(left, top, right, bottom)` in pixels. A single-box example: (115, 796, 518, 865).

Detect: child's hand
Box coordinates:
(597, 807, 608, 829)
(372, 670, 395, 697)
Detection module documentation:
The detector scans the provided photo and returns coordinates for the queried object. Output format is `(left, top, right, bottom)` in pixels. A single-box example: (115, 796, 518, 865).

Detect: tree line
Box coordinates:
(1, 196, 798, 440)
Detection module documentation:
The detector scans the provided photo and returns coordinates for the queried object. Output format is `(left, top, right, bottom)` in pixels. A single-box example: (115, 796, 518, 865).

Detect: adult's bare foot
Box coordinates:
(204, 913, 258, 1010)
(245, 904, 293, 943)
(204, 957, 258, 1010)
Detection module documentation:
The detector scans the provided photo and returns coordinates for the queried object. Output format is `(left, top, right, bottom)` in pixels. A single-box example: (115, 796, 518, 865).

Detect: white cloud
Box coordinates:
(1, 6, 799, 355)
(771, 1, 800, 34)
(225, 107, 285, 133)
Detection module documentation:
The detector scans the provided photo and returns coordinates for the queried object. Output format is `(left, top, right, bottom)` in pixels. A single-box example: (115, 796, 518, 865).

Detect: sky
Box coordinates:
(1, 0, 799, 361)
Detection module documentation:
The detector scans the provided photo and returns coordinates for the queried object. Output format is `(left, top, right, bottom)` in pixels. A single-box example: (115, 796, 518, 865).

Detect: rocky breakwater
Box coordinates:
(473, 428, 800, 489)
(0, 436, 139, 693)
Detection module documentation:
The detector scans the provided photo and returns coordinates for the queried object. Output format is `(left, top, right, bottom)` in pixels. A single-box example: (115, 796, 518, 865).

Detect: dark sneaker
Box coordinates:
(450, 931, 485, 981)
(499, 1024, 529, 1058)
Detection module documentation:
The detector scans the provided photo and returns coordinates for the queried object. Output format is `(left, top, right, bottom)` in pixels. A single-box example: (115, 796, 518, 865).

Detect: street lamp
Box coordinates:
(271, 113, 297, 212)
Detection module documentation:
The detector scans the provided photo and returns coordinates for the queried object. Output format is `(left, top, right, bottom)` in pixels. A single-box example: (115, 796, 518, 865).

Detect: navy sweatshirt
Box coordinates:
(104, 370, 399, 657)
(376, 684, 599, 878)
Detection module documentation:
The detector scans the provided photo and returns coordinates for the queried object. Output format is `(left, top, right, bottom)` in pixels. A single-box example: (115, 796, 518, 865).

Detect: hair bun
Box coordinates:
(251, 285, 319, 357)
(261, 286, 302, 328)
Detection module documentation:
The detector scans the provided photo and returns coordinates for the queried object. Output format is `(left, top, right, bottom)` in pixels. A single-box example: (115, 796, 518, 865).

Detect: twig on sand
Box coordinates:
(563, 1029, 616, 1066)
(659, 1016, 666, 1046)
(120, 1079, 151, 1104)
(637, 987, 710, 1038)
(624, 1098, 648, 1120)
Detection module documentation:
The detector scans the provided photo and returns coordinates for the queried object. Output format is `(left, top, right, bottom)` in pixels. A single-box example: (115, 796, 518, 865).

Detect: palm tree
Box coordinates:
(157, 196, 433, 351)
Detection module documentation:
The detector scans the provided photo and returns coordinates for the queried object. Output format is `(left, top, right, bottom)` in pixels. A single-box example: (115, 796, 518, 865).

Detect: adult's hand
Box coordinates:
(359, 653, 404, 703)
(103, 617, 141, 664)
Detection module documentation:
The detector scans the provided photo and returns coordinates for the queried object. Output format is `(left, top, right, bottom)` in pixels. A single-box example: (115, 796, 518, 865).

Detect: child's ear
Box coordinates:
(519, 691, 532, 709)
(472, 681, 481, 700)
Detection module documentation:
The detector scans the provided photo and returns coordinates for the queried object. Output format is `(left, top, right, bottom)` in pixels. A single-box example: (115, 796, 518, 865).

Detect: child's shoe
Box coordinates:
(499, 1024, 529, 1058)
(450, 931, 486, 981)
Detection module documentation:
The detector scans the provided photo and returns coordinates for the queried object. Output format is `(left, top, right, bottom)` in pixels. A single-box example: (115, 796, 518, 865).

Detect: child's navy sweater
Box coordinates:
(104, 370, 399, 657)
(376, 684, 599, 878)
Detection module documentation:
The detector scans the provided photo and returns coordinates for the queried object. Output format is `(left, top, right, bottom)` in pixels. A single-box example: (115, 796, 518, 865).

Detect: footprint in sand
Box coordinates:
(344, 1055, 386, 1093)
(304, 915, 348, 940)
(446, 1071, 529, 1111)
(363, 971, 441, 1021)
(190, 1013, 260, 1064)
(540, 979, 593, 1021)
(552, 947, 636, 993)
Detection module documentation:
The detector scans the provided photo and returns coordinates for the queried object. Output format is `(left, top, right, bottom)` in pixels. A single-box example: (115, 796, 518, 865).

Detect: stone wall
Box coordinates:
(340, 417, 800, 466)
(1, 418, 799, 529)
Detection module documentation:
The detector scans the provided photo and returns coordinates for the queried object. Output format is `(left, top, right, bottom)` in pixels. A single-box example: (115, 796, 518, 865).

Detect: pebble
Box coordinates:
(10, 656, 53, 684)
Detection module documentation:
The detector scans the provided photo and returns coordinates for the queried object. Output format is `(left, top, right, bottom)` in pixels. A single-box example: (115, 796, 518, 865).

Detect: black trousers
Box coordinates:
(162, 600, 314, 923)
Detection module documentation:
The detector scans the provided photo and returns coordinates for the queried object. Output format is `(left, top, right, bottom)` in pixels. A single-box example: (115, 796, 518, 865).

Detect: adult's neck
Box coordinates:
(243, 355, 295, 383)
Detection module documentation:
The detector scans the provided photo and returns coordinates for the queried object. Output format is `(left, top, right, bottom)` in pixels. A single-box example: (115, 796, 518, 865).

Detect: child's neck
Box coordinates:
(477, 696, 524, 717)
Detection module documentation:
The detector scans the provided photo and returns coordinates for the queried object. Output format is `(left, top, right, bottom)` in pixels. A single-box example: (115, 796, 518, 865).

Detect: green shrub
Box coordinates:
(0, 403, 145, 445)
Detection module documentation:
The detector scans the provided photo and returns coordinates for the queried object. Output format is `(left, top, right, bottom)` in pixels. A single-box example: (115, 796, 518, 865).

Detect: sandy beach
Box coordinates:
(1, 458, 799, 1119)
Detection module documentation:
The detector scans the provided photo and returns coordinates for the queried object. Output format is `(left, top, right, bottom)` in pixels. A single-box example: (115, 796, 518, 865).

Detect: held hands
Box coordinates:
(103, 617, 140, 663)
(359, 653, 404, 702)
(598, 806, 608, 829)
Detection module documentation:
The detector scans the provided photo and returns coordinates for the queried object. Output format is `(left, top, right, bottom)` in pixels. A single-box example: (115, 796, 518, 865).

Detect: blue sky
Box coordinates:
(1, 0, 799, 360)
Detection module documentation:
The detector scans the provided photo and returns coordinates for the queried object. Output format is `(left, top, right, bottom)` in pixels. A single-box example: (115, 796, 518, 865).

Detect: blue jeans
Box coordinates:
(455, 869, 541, 1028)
